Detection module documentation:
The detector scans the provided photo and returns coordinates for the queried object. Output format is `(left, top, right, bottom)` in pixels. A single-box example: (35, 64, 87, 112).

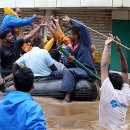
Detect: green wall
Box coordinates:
(110, 20, 130, 72)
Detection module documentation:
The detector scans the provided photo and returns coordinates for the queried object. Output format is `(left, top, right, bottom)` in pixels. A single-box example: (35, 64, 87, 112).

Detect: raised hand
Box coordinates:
(63, 15, 71, 22)
(116, 36, 122, 52)
(105, 34, 115, 45)
(33, 14, 38, 19)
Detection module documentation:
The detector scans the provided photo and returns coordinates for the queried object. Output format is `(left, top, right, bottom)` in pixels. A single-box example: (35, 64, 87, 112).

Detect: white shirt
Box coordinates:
(16, 47, 54, 77)
(99, 77, 130, 130)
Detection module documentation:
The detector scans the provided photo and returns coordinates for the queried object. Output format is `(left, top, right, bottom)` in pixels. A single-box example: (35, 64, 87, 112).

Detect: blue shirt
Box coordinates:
(0, 14, 34, 40)
(0, 91, 46, 130)
(16, 47, 55, 77)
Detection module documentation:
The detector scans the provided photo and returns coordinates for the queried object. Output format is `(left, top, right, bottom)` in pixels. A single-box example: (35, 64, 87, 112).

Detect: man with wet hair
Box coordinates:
(100, 34, 130, 130)
(0, 67, 46, 130)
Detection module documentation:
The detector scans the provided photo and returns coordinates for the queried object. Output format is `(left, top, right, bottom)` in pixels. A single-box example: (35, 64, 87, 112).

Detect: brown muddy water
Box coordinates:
(34, 97, 130, 130)
(0, 92, 130, 130)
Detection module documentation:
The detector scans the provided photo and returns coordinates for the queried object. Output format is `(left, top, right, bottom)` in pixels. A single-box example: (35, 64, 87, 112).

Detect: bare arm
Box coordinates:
(116, 36, 128, 83)
(47, 17, 70, 45)
(12, 63, 19, 76)
(101, 34, 115, 83)
(23, 25, 41, 43)
(4, 74, 13, 82)
(23, 19, 47, 43)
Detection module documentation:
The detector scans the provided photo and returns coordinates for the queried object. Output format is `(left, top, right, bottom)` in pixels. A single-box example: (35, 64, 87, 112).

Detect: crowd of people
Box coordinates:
(0, 7, 129, 130)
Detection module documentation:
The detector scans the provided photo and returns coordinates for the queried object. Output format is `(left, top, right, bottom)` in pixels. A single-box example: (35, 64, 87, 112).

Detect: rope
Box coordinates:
(71, 19, 130, 51)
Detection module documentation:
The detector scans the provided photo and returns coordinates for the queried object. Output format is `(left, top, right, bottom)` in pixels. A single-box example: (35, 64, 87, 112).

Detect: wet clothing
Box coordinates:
(99, 78, 130, 130)
(16, 47, 55, 77)
(0, 91, 46, 130)
(0, 14, 34, 40)
(52, 19, 96, 93)
(52, 67, 89, 93)
(0, 39, 24, 77)
(64, 19, 95, 71)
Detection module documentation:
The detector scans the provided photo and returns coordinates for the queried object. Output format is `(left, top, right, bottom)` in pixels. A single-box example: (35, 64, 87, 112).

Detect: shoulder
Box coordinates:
(122, 83, 130, 93)
(101, 77, 114, 91)
(23, 99, 41, 110)
(4, 15, 15, 20)
(15, 38, 24, 44)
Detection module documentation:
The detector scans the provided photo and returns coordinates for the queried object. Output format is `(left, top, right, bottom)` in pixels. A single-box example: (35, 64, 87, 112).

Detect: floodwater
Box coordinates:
(34, 97, 130, 130)
(1, 92, 130, 130)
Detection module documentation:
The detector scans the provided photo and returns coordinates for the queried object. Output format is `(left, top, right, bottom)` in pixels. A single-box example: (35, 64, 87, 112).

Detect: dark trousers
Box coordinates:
(52, 67, 89, 93)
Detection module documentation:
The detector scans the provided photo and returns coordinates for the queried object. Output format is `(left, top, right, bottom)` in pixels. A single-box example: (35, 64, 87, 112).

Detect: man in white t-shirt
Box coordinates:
(13, 35, 57, 77)
(100, 34, 130, 130)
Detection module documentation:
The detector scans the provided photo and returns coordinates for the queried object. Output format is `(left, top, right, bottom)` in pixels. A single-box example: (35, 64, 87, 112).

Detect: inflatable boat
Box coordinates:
(5, 76, 99, 101)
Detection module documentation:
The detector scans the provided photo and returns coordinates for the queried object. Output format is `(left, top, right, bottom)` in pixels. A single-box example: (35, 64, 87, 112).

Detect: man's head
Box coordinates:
(67, 27, 80, 42)
(47, 31, 53, 40)
(32, 35, 43, 48)
(22, 28, 30, 37)
(14, 67, 34, 92)
(0, 30, 14, 43)
(15, 8, 22, 18)
(109, 72, 123, 90)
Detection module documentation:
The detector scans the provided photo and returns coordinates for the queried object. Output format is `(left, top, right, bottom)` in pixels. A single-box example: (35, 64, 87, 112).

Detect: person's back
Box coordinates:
(17, 47, 54, 77)
(0, 67, 46, 130)
(14, 35, 57, 77)
(0, 91, 46, 130)
(100, 35, 130, 130)
(100, 77, 130, 130)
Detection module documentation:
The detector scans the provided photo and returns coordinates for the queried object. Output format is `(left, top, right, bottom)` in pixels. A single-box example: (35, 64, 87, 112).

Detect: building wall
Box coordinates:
(0, 0, 130, 8)
(110, 10, 130, 77)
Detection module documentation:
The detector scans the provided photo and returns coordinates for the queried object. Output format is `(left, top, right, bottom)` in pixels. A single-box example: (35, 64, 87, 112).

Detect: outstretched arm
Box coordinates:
(9, 15, 35, 27)
(47, 17, 70, 45)
(23, 19, 47, 43)
(101, 34, 115, 83)
(116, 36, 128, 83)
(63, 15, 92, 47)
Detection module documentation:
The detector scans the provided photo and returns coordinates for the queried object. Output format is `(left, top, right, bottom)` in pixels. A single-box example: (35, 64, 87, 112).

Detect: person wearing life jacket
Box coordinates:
(0, 7, 36, 41)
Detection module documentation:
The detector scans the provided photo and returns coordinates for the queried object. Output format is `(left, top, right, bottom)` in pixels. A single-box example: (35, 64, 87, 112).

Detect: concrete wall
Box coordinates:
(0, 0, 130, 8)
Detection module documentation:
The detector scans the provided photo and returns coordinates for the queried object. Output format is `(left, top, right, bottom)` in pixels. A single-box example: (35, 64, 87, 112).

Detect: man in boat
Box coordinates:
(0, 7, 37, 40)
(20, 28, 32, 55)
(0, 67, 46, 130)
(13, 34, 57, 78)
(100, 34, 130, 130)
(0, 21, 47, 86)
(44, 31, 61, 62)
(48, 16, 96, 103)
